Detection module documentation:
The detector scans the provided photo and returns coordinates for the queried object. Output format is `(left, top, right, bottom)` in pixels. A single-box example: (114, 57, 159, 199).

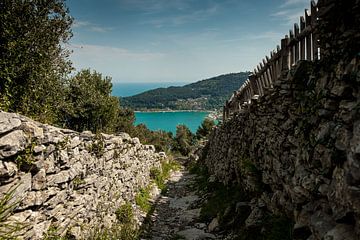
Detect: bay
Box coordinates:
(135, 111, 210, 134)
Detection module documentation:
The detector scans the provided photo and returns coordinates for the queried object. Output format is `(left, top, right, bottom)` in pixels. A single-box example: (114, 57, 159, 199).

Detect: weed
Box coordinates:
(0, 186, 26, 240)
(115, 203, 134, 224)
(72, 176, 85, 189)
(150, 158, 180, 191)
(15, 139, 37, 170)
(135, 187, 151, 213)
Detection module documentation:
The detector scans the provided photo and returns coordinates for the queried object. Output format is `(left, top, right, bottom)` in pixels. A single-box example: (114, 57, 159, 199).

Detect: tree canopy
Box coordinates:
(0, 0, 73, 123)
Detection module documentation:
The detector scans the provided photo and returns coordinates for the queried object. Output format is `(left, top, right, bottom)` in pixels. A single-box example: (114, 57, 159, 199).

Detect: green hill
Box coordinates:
(121, 72, 250, 110)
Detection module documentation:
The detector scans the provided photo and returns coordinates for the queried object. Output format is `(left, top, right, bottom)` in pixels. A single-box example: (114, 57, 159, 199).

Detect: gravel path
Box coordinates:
(141, 167, 219, 240)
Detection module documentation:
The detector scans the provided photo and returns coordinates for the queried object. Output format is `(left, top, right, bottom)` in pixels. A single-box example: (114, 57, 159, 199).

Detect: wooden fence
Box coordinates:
(223, 0, 320, 121)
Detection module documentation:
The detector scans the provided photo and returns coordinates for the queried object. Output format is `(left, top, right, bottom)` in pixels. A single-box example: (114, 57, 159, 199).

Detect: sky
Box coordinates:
(67, 0, 313, 83)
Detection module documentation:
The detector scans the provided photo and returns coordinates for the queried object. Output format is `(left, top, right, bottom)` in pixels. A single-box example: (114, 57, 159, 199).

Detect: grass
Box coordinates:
(150, 158, 180, 191)
(135, 187, 151, 213)
(0, 185, 26, 240)
(115, 203, 134, 224)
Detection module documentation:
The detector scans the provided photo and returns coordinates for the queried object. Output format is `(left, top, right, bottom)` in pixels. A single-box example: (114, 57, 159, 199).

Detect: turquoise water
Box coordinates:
(112, 82, 187, 97)
(135, 111, 209, 134)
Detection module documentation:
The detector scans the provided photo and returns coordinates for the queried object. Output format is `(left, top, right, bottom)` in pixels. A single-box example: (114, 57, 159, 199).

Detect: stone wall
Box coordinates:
(202, 1, 360, 239)
(0, 111, 162, 239)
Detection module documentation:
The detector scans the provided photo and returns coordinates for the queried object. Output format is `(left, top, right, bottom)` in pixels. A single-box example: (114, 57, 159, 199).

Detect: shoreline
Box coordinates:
(134, 109, 221, 121)
(134, 110, 212, 113)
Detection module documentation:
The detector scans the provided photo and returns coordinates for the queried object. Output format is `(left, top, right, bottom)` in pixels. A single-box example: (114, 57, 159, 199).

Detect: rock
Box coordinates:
(20, 121, 44, 138)
(32, 169, 46, 190)
(324, 224, 356, 240)
(180, 208, 201, 224)
(245, 207, 264, 227)
(0, 130, 27, 158)
(0, 112, 21, 134)
(208, 218, 219, 232)
(169, 195, 199, 210)
(176, 228, 215, 240)
(47, 171, 70, 186)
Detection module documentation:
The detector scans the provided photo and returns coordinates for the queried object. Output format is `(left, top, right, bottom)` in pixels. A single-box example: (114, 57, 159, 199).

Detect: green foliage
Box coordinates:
(0, 186, 25, 240)
(122, 72, 250, 110)
(15, 144, 35, 170)
(0, 0, 73, 123)
(62, 69, 121, 133)
(135, 187, 151, 213)
(174, 125, 195, 156)
(87, 224, 138, 240)
(115, 203, 134, 224)
(43, 226, 73, 240)
(150, 159, 180, 191)
(196, 118, 215, 139)
(130, 124, 174, 152)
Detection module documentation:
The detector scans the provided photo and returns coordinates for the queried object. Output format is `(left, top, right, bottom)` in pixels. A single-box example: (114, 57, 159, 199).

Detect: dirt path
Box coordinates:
(141, 167, 219, 240)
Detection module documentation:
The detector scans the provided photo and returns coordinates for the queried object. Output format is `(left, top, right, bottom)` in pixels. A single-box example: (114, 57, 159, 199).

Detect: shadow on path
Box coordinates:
(140, 165, 218, 240)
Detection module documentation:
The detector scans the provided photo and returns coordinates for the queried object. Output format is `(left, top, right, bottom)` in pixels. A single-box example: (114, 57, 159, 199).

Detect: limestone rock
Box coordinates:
(0, 112, 21, 134)
(208, 218, 219, 232)
(176, 228, 215, 240)
(0, 130, 27, 158)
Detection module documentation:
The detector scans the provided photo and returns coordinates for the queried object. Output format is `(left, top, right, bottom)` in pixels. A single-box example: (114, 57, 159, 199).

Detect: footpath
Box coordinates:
(141, 167, 220, 240)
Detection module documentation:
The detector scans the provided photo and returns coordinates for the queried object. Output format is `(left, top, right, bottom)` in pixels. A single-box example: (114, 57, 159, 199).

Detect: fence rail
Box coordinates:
(223, 0, 320, 121)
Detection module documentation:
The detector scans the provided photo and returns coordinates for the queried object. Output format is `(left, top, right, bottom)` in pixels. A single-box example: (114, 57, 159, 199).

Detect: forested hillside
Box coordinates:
(121, 72, 249, 110)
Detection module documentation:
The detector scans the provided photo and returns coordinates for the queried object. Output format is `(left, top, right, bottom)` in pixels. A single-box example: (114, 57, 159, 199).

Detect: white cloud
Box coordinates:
(73, 20, 113, 33)
(70, 44, 165, 61)
(281, 0, 310, 8)
(271, 0, 314, 25)
(141, 4, 218, 27)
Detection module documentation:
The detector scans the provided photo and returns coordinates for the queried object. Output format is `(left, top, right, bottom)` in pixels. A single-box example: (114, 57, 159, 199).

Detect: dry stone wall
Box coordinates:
(202, 1, 360, 239)
(0, 111, 163, 239)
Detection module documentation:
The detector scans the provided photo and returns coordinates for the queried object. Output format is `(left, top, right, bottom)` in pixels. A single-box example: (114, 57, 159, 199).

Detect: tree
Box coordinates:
(63, 69, 120, 133)
(0, 0, 73, 123)
(174, 124, 194, 156)
(196, 118, 215, 139)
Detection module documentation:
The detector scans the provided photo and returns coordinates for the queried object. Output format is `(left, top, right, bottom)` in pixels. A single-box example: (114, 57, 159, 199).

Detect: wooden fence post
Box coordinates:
(249, 74, 258, 96)
(300, 16, 306, 60)
(305, 9, 312, 60)
(294, 23, 300, 62)
(311, 0, 319, 60)
(281, 37, 289, 72)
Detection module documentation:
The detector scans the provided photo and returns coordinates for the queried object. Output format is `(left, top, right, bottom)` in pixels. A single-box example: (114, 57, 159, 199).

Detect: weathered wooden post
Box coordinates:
(249, 74, 259, 97)
(300, 16, 306, 60)
(294, 23, 300, 62)
(311, 0, 319, 60)
(281, 36, 290, 72)
(305, 9, 312, 60)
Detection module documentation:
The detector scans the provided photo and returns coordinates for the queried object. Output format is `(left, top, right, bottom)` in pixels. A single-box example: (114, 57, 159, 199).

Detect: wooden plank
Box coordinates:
(311, 0, 318, 60)
(258, 77, 264, 96)
(249, 74, 259, 96)
(300, 16, 306, 60)
(289, 30, 294, 65)
(294, 23, 300, 63)
(281, 36, 289, 71)
(305, 9, 312, 60)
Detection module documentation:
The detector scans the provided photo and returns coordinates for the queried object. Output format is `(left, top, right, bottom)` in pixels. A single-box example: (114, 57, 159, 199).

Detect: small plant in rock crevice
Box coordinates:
(115, 203, 134, 224)
(135, 187, 151, 213)
(150, 158, 180, 191)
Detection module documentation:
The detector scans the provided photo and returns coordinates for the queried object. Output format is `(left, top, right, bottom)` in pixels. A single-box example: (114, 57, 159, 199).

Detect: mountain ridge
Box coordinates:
(121, 72, 250, 110)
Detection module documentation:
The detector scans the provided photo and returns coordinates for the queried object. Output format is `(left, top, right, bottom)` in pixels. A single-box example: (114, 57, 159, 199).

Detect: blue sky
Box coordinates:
(67, 0, 312, 83)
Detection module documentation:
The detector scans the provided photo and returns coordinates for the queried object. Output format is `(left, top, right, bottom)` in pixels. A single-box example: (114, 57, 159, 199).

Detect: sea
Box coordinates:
(112, 82, 210, 134)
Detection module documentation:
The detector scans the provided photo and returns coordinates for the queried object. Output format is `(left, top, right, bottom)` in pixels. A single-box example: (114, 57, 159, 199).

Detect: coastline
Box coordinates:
(134, 109, 221, 121)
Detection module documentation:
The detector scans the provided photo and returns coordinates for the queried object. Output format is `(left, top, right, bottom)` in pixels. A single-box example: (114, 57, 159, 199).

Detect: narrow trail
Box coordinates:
(141, 166, 219, 240)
